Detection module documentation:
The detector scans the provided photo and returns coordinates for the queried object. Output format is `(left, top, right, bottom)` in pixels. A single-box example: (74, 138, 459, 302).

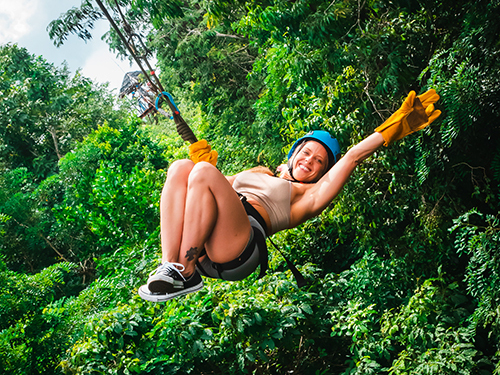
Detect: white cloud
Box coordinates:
(1, 0, 157, 92)
(0, 0, 38, 43)
(81, 45, 135, 93)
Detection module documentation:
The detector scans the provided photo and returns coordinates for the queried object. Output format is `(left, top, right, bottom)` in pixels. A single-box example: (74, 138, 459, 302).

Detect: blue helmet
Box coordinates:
(287, 130, 341, 173)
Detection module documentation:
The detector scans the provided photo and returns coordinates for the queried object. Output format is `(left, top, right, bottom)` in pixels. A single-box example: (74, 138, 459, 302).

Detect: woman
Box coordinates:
(138, 89, 441, 302)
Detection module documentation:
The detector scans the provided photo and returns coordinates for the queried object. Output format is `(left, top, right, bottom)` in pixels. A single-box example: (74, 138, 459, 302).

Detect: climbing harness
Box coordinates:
(238, 194, 307, 288)
(196, 194, 307, 288)
(196, 215, 267, 281)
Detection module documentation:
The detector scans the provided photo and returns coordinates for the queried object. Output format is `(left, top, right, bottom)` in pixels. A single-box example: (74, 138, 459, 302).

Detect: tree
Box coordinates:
(47, 0, 281, 170)
(2, 0, 500, 374)
(0, 44, 127, 180)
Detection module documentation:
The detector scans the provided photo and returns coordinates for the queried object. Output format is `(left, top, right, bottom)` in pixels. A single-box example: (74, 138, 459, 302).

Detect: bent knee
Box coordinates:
(167, 159, 195, 181)
(187, 162, 219, 185)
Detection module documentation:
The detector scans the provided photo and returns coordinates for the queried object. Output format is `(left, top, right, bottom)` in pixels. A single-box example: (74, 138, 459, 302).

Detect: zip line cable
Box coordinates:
(95, 0, 198, 144)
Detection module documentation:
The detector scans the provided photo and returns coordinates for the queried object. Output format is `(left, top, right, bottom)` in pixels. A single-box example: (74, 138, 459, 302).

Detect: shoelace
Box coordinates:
(151, 262, 186, 281)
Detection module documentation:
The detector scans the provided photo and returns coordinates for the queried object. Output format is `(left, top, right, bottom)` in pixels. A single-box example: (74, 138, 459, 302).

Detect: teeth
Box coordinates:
(299, 164, 310, 172)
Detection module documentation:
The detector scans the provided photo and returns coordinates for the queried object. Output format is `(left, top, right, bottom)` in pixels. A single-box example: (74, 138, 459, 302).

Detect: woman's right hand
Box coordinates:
(189, 139, 218, 167)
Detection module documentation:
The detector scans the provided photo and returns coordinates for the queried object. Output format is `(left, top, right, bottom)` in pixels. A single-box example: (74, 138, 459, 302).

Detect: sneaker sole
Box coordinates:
(148, 278, 184, 294)
(138, 282, 204, 303)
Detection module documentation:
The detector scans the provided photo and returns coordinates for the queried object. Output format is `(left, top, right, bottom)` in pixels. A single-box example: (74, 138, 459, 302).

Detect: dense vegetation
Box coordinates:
(1, 0, 500, 373)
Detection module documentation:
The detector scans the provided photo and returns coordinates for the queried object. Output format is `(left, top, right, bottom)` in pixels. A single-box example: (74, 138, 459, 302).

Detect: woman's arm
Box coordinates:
(291, 89, 441, 225)
(292, 133, 385, 221)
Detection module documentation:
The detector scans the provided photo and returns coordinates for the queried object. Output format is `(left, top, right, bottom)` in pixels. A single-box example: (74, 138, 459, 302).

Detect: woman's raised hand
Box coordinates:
(375, 89, 442, 146)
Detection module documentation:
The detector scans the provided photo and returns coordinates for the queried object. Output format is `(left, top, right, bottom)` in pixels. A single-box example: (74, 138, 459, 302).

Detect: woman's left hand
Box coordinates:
(375, 89, 441, 146)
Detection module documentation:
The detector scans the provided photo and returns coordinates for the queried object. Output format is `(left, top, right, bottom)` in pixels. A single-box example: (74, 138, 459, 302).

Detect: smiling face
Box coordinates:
(291, 141, 329, 183)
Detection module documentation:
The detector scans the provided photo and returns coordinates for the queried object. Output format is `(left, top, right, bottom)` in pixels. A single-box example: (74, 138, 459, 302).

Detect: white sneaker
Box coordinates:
(138, 270, 204, 302)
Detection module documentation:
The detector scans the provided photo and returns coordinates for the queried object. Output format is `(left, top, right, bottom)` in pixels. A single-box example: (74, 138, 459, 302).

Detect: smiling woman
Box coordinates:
(138, 89, 442, 303)
(292, 142, 329, 180)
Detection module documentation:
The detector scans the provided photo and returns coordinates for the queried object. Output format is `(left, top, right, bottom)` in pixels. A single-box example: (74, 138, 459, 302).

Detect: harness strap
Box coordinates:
(267, 237, 307, 288)
(196, 195, 269, 279)
(253, 225, 268, 279)
(196, 255, 208, 276)
(237, 194, 269, 235)
(211, 226, 266, 279)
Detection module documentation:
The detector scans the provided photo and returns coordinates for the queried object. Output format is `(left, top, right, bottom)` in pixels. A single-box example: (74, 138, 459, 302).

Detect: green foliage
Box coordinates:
(59, 266, 346, 375)
(85, 163, 162, 247)
(0, 167, 57, 271)
(0, 117, 171, 272)
(132, 0, 185, 28)
(415, 0, 500, 194)
(60, 301, 154, 375)
(2, 0, 500, 374)
(331, 275, 480, 375)
(0, 262, 78, 374)
(451, 209, 500, 368)
(47, 0, 102, 47)
(0, 44, 128, 180)
(0, 262, 77, 330)
(381, 278, 476, 375)
(51, 120, 174, 263)
(145, 0, 286, 170)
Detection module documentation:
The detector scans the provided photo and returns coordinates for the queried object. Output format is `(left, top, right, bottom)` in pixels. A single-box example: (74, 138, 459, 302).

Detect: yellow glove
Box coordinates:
(375, 89, 442, 146)
(188, 139, 218, 167)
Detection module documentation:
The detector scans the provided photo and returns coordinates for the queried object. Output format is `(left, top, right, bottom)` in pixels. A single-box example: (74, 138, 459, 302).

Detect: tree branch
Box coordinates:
(11, 217, 70, 262)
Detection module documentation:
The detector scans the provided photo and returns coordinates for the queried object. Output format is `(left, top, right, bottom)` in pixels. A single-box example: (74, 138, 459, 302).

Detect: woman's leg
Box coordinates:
(141, 160, 250, 301)
(159, 159, 195, 264)
(178, 162, 251, 277)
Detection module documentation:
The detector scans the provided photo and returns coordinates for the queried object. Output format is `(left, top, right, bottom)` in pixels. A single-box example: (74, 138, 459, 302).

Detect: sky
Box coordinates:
(0, 0, 143, 93)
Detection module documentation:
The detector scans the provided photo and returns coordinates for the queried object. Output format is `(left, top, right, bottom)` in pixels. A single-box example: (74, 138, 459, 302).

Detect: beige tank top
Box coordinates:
(233, 172, 292, 235)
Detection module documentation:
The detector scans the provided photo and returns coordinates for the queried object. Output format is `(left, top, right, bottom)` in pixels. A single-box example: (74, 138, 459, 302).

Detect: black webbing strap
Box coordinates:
(197, 195, 268, 279)
(267, 237, 307, 288)
(173, 113, 198, 144)
(238, 194, 268, 235)
(196, 194, 307, 287)
(253, 226, 268, 279)
(210, 228, 267, 280)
